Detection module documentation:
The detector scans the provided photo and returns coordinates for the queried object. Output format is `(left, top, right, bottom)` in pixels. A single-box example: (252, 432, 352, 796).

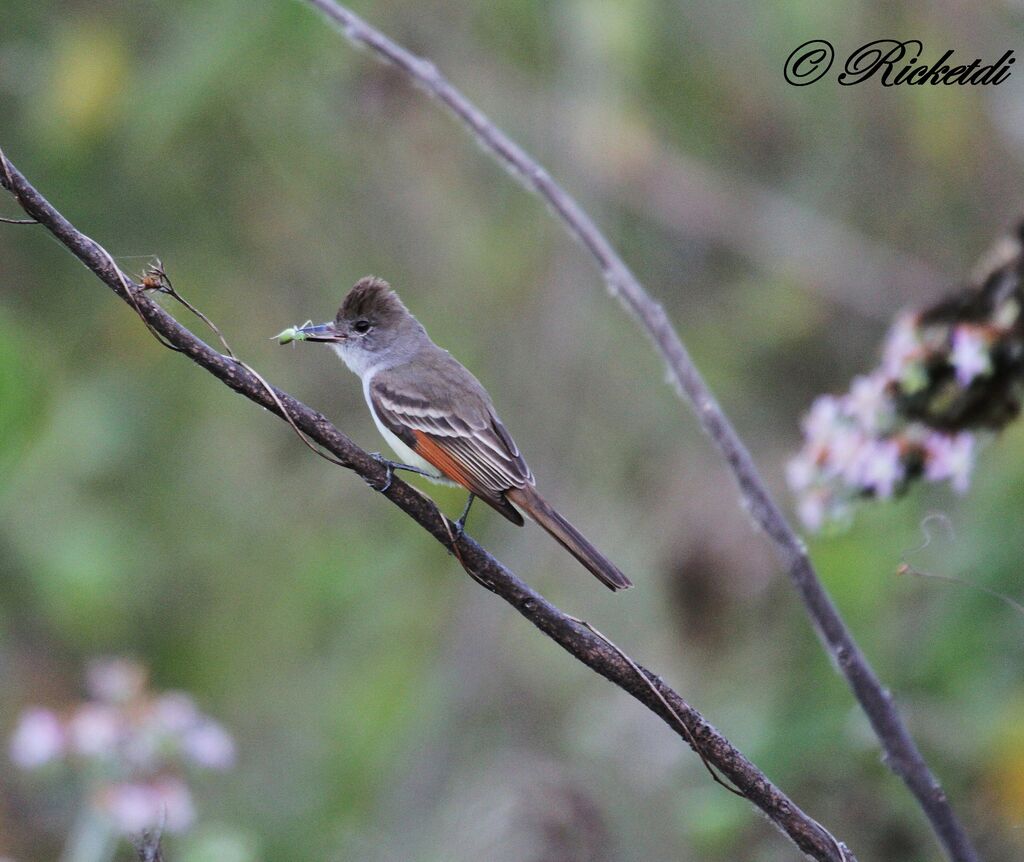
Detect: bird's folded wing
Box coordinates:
(369, 375, 533, 495)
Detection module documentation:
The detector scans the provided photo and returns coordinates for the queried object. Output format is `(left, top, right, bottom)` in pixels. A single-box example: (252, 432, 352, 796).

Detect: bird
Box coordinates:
(278, 276, 632, 591)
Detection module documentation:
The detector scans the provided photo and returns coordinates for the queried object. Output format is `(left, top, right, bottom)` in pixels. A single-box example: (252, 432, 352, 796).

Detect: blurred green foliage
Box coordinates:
(3, 1, 1024, 860)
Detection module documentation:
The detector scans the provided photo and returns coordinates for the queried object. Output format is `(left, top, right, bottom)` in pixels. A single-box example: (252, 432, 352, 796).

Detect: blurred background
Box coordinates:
(2, 1, 1024, 860)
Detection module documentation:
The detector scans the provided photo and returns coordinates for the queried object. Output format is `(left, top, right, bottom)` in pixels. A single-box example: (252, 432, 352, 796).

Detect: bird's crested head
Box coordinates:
(336, 276, 410, 330)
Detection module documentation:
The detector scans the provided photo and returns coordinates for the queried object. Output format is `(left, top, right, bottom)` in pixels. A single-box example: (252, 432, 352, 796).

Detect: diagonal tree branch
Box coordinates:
(0, 150, 855, 862)
(297, 4, 979, 861)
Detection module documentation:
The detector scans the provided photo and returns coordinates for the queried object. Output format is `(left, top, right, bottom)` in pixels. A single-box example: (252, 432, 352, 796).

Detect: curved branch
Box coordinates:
(298, 4, 978, 861)
(0, 151, 854, 861)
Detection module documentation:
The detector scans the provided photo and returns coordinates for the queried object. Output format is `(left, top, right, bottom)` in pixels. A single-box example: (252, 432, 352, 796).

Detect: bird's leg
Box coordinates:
(453, 493, 476, 541)
(368, 452, 435, 493)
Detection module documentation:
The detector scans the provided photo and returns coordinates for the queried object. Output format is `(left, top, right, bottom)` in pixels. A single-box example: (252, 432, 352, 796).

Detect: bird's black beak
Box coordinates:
(297, 321, 346, 342)
(274, 321, 346, 345)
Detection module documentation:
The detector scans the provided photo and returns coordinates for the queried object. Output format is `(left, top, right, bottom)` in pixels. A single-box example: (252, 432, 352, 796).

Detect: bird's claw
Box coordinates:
(369, 452, 394, 493)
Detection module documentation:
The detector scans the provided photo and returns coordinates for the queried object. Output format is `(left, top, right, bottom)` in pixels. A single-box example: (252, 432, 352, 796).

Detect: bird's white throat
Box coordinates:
(329, 342, 387, 380)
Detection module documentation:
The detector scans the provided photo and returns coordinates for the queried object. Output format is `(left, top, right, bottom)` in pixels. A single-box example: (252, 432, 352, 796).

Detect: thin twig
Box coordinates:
(575, 616, 846, 862)
(0, 148, 853, 862)
(568, 616, 745, 799)
(901, 565, 1024, 620)
(99, 246, 182, 353)
(298, 5, 979, 860)
(138, 259, 363, 475)
(141, 260, 232, 354)
(898, 514, 1024, 620)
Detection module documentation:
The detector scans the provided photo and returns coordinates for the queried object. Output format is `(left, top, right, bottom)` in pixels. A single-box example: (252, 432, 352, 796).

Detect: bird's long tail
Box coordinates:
(505, 486, 632, 592)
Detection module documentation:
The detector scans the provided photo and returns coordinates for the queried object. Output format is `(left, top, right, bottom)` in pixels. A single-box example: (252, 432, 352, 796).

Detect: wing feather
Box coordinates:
(369, 373, 533, 496)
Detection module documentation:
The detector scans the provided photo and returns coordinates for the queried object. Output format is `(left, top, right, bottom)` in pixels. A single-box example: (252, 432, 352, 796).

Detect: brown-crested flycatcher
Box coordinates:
(279, 276, 632, 592)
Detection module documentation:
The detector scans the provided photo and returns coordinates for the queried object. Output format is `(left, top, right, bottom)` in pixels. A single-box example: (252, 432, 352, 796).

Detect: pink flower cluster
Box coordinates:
(788, 312, 985, 530)
(8, 658, 234, 834)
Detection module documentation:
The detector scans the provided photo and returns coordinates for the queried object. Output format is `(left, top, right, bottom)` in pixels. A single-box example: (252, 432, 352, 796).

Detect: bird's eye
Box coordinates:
(353, 320, 371, 334)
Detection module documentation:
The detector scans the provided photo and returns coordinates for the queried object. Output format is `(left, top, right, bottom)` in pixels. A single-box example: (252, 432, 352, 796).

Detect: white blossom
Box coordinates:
(182, 720, 236, 770)
(68, 704, 121, 758)
(9, 708, 64, 769)
(924, 432, 975, 493)
(950, 326, 992, 387)
(86, 658, 147, 704)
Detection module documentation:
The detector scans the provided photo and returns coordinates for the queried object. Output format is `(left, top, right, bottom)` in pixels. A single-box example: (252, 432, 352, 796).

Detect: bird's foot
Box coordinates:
(449, 493, 475, 545)
(368, 452, 395, 492)
(368, 453, 436, 493)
